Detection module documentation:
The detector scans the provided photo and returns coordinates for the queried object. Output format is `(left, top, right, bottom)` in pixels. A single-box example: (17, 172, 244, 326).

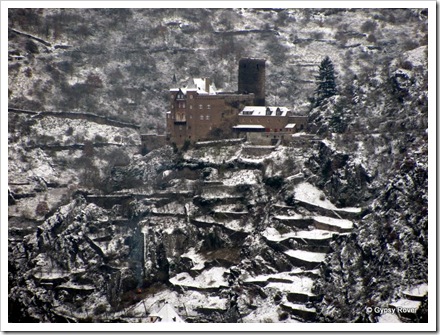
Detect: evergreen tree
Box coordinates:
(314, 56, 338, 106)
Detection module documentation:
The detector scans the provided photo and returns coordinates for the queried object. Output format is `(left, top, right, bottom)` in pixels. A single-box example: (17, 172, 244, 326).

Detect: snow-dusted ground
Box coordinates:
(266, 276, 315, 295)
(284, 249, 327, 263)
(30, 117, 141, 146)
(390, 299, 421, 311)
(192, 215, 253, 233)
(125, 288, 228, 321)
(200, 186, 242, 200)
(377, 313, 402, 323)
(241, 304, 301, 323)
(402, 283, 428, 298)
(313, 216, 353, 230)
(180, 248, 206, 271)
(222, 169, 261, 186)
(262, 227, 336, 242)
(151, 201, 186, 215)
(169, 267, 228, 289)
(294, 182, 361, 213)
(274, 213, 305, 221)
(281, 302, 316, 313)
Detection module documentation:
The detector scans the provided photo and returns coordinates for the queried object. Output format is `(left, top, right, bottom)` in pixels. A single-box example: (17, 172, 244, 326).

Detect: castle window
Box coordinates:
(200, 115, 204, 120)
(199, 104, 203, 109)
(190, 105, 193, 110)
(190, 95, 193, 99)
(207, 104, 211, 110)
(206, 115, 210, 120)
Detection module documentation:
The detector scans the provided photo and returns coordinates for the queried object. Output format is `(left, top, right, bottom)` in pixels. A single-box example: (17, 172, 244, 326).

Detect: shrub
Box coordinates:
(264, 176, 284, 190)
(181, 139, 191, 152)
(24, 67, 33, 78)
(26, 40, 39, 54)
(82, 140, 94, 157)
(65, 126, 74, 136)
(400, 60, 413, 71)
(366, 34, 377, 43)
(86, 73, 103, 89)
(94, 304, 107, 315)
(360, 20, 377, 33)
(94, 134, 105, 143)
(35, 201, 49, 216)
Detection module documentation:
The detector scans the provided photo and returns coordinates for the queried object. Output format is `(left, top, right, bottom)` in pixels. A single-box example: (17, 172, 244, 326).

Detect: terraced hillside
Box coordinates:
(9, 137, 425, 323)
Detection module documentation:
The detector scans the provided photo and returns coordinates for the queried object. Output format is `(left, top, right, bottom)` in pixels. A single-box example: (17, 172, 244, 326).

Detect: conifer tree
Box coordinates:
(314, 56, 338, 106)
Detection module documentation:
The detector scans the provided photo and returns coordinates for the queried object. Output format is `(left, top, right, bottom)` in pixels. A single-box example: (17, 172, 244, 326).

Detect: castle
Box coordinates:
(166, 58, 307, 147)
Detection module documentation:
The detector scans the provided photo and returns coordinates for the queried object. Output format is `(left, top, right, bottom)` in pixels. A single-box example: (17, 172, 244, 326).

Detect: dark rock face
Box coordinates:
(306, 141, 372, 207)
(313, 143, 428, 323)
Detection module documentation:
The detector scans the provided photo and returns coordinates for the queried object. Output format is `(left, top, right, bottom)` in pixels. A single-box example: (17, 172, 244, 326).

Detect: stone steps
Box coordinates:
(280, 302, 317, 322)
(261, 198, 357, 321)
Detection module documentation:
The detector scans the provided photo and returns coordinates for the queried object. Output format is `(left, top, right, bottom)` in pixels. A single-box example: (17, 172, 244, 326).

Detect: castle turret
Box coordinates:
(238, 58, 266, 106)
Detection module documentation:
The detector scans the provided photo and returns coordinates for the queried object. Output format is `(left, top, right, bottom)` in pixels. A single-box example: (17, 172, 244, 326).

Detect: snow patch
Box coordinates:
(222, 169, 261, 186)
(181, 248, 206, 271)
(314, 216, 353, 230)
(294, 182, 361, 213)
(262, 227, 336, 242)
(169, 267, 228, 289)
(284, 249, 327, 263)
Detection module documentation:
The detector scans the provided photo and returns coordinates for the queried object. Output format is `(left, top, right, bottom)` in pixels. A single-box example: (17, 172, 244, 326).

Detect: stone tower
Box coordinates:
(238, 58, 266, 106)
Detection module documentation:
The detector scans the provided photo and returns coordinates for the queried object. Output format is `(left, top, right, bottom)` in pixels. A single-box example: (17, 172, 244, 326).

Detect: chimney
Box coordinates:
(204, 78, 211, 93)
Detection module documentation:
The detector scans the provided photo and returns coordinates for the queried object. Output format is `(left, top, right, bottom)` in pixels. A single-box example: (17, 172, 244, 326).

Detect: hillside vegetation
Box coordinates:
(8, 8, 428, 324)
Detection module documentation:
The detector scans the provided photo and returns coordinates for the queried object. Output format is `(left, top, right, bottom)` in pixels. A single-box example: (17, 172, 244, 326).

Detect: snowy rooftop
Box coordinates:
(239, 106, 291, 117)
(233, 124, 265, 129)
(170, 78, 217, 95)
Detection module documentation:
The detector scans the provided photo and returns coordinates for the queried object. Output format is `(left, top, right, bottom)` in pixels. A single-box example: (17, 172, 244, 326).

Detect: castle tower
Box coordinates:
(238, 58, 266, 106)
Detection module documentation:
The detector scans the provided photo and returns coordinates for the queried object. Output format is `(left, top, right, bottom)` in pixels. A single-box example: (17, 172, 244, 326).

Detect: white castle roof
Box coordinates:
(239, 106, 291, 116)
